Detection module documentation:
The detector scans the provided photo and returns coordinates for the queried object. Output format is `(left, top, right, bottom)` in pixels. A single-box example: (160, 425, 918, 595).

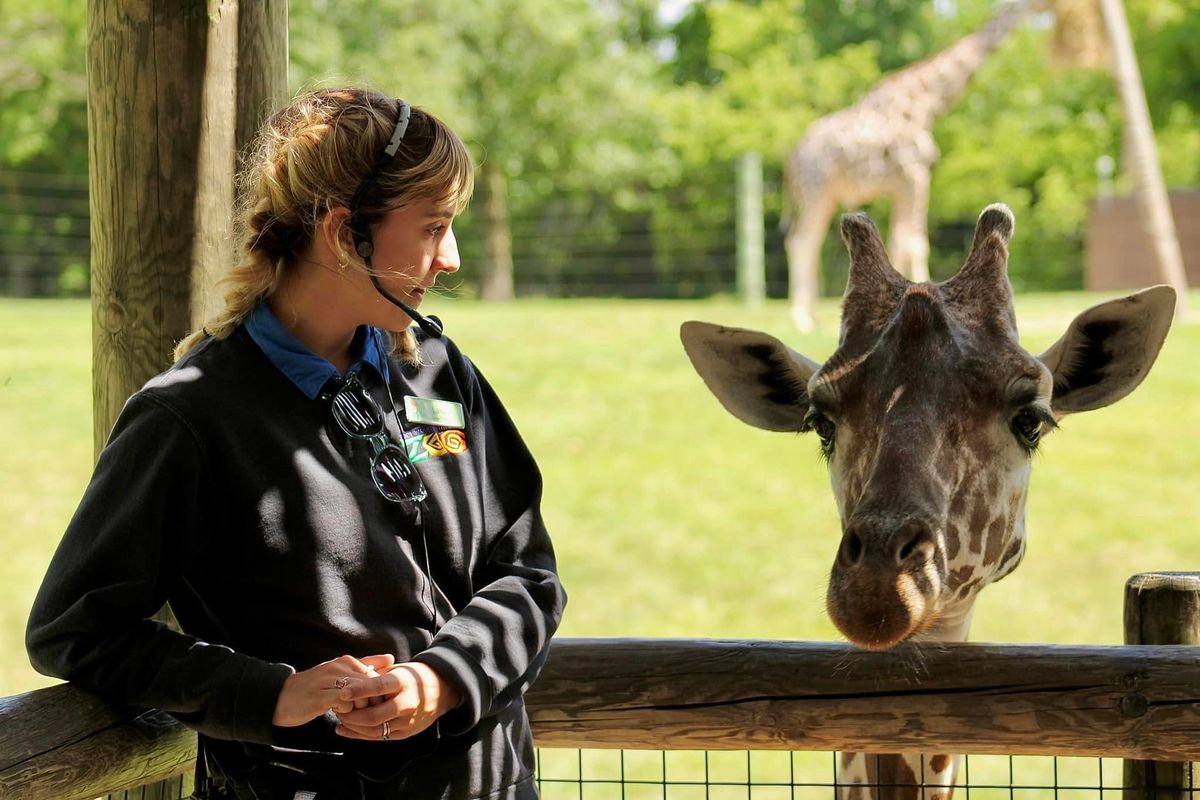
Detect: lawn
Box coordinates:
(2, 293, 1198, 697)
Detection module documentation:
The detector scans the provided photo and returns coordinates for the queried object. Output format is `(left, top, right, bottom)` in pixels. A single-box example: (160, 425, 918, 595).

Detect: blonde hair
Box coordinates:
(174, 87, 474, 362)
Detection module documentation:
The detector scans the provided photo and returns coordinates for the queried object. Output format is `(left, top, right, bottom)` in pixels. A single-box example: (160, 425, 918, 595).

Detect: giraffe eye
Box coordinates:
(804, 411, 837, 454)
(1011, 408, 1045, 451)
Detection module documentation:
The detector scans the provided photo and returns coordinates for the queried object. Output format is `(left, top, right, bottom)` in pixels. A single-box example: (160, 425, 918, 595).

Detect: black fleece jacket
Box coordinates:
(27, 326, 566, 799)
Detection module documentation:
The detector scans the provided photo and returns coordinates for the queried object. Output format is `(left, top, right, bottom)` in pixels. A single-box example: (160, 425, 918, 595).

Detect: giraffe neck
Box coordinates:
(864, 0, 1038, 126)
(837, 602, 977, 800)
(839, 753, 958, 800)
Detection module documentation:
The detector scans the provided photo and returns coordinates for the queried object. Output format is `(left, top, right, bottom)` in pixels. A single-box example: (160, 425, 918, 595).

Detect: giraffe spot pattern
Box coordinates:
(968, 498, 989, 555)
(946, 566, 974, 590)
(983, 514, 1007, 567)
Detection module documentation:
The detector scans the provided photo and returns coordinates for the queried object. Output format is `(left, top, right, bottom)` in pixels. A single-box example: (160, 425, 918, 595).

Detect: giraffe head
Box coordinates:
(682, 204, 1175, 650)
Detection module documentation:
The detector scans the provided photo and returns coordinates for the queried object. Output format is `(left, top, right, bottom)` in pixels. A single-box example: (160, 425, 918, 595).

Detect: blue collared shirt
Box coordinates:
(244, 302, 390, 399)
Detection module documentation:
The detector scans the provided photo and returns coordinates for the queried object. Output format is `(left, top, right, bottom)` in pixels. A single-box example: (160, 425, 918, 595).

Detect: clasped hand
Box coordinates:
(272, 653, 461, 741)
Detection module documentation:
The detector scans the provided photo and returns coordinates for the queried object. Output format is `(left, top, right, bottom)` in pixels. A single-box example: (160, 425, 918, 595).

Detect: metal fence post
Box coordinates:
(736, 151, 765, 308)
(1123, 572, 1200, 799)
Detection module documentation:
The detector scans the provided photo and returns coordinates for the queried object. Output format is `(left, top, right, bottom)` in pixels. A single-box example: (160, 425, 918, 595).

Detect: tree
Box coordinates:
(3, 0, 1197, 298)
(662, 0, 1199, 295)
(0, 0, 88, 173)
(1099, 0, 1189, 314)
(290, 0, 669, 300)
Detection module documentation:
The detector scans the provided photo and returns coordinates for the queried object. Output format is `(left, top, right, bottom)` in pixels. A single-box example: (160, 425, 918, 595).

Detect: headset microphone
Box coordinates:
(352, 231, 444, 339)
(369, 269, 445, 339)
(348, 98, 445, 340)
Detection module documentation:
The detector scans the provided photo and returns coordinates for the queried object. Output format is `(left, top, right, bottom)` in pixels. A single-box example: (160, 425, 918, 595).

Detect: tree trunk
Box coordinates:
(1098, 0, 1189, 318)
(87, 0, 287, 456)
(480, 159, 515, 301)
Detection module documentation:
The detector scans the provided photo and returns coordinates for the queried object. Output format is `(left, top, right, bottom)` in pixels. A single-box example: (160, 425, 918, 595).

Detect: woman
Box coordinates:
(26, 87, 567, 800)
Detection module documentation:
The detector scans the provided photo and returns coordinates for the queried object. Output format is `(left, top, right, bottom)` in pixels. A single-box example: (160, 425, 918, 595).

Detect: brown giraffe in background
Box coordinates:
(682, 204, 1175, 799)
(784, 0, 1044, 332)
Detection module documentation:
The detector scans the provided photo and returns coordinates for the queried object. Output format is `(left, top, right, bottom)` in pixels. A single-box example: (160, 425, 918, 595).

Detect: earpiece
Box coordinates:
(349, 213, 375, 259)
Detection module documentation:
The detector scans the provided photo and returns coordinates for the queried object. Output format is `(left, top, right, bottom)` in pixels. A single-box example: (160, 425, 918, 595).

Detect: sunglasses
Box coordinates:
(330, 373, 427, 504)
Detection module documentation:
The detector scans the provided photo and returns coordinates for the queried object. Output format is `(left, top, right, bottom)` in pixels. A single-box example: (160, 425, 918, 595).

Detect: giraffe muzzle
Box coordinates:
(827, 515, 944, 650)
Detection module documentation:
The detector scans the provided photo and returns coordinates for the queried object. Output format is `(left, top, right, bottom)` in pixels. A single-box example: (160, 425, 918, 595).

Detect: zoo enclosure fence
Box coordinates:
(0, 572, 1196, 800)
(0, 166, 1090, 301)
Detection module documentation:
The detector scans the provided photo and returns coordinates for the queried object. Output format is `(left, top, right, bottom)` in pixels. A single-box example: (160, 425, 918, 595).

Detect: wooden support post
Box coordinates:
(1123, 572, 1200, 799)
(87, 0, 287, 456)
(736, 151, 765, 307)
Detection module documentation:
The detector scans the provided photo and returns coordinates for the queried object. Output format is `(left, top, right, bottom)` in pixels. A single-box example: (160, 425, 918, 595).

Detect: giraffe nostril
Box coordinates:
(839, 529, 865, 568)
(896, 521, 935, 565)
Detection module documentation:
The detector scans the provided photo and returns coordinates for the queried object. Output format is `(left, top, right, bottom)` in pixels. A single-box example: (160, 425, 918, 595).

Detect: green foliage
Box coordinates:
(668, 3, 721, 85)
(804, 0, 942, 70)
(289, 0, 678, 295)
(1155, 103, 1200, 186)
(0, 0, 87, 172)
(930, 27, 1124, 289)
(1129, 0, 1200, 126)
(290, 0, 673, 194)
(664, 0, 883, 161)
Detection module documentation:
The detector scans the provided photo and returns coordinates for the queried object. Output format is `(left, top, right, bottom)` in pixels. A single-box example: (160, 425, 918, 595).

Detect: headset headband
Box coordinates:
(350, 99, 411, 260)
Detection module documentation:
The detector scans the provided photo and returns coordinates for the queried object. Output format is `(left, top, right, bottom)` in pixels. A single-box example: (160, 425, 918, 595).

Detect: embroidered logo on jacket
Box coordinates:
(401, 428, 468, 462)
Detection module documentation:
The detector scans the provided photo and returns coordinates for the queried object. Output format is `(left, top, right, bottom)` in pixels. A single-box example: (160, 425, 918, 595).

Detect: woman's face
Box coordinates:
(354, 199, 460, 327)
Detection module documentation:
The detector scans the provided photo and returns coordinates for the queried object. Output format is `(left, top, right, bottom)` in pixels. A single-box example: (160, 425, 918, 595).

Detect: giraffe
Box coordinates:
(784, 0, 1044, 332)
(681, 203, 1176, 799)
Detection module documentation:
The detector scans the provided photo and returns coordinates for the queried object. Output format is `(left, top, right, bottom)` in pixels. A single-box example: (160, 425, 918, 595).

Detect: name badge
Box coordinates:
(404, 396, 466, 428)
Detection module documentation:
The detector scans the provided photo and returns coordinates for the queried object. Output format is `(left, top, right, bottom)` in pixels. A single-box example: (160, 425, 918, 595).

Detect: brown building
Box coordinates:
(1085, 191, 1200, 290)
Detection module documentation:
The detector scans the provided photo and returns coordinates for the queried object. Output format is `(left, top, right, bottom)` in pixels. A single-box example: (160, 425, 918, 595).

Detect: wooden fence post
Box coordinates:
(1123, 572, 1200, 799)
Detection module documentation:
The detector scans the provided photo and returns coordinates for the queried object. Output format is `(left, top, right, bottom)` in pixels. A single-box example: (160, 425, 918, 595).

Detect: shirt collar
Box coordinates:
(244, 302, 390, 399)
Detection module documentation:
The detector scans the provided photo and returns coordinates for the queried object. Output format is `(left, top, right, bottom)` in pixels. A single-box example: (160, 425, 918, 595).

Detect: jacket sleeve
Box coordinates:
(412, 360, 567, 734)
(26, 392, 293, 744)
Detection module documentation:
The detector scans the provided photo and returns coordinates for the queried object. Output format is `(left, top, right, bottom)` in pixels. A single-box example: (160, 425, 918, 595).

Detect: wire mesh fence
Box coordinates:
(535, 750, 1197, 800)
(0, 168, 1092, 301)
(0, 170, 90, 297)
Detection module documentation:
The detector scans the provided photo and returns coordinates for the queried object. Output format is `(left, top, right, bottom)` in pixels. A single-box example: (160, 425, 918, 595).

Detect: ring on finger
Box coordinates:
(334, 677, 351, 690)
(382, 720, 391, 741)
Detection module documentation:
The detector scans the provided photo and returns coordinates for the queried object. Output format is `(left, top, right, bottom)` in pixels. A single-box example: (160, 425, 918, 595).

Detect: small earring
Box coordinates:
(337, 252, 349, 272)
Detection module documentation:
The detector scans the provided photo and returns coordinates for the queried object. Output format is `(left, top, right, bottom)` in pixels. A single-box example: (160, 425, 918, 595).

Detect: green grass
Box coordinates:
(3, 293, 1198, 697)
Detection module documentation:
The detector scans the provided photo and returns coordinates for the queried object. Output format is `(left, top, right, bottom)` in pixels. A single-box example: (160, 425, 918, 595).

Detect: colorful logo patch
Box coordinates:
(401, 429, 468, 462)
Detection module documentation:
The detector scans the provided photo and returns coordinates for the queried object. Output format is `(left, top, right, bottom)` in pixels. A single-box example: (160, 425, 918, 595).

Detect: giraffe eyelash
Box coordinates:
(802, 409, 837, 459)
(1012, 406, 1056, 452)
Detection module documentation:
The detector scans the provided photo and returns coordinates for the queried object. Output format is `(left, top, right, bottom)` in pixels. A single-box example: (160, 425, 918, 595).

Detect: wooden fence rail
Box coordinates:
(529, 639, 1200, 758)
(2, 639, 1199, 800)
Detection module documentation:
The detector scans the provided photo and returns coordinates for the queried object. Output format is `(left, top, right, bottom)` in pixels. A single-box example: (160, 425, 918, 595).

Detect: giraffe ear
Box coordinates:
(1038, 286, 1176, 415)
(680, 321, 820, 432)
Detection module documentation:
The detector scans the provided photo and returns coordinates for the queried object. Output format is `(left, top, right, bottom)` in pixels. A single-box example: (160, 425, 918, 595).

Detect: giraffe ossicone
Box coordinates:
(681, 202, 1175, 798)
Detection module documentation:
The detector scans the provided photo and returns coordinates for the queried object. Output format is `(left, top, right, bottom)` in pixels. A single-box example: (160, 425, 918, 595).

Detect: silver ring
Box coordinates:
(381, 721, 391, 741)
(334, 677, 351, 690)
